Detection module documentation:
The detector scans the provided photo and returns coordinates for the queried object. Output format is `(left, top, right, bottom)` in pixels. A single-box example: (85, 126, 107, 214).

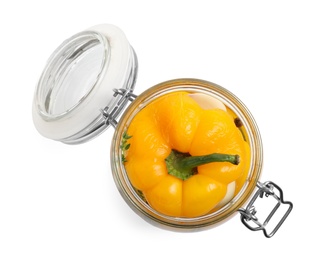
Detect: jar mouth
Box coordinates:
(35, 31, 109, 120)
(111, 79, 263, 230)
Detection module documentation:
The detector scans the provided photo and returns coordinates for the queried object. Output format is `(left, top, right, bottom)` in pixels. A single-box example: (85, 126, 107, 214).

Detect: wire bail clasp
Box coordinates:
(238, 181, 293, 238)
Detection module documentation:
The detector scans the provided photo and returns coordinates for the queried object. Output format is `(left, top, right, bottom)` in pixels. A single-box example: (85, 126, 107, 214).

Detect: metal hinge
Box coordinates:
(101, 88, 137, 128)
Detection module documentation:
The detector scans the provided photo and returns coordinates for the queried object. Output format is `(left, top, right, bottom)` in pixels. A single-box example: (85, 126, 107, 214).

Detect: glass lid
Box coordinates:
(32, 24, 138, 144)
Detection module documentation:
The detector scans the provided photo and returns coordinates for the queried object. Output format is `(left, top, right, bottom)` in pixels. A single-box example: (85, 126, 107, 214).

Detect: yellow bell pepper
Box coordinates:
(123, 91, 250, 217)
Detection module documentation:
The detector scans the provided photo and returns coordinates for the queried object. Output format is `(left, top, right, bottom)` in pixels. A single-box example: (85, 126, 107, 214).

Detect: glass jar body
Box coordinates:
(111, 78, 263, 230)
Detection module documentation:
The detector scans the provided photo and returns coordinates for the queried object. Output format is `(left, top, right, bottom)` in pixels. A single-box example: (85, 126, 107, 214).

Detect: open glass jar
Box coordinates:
(33, 24, 292, 238)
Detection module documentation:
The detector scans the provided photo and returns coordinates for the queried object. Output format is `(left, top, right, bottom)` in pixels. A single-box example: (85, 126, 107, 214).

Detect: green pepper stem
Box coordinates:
(180, 153, 240, 168)
(165, 149, 240, 181)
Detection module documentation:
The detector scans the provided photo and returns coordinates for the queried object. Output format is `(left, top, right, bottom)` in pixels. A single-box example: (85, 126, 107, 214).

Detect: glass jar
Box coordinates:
(32, 24, 292, 237)
(111, 78, 263, 229)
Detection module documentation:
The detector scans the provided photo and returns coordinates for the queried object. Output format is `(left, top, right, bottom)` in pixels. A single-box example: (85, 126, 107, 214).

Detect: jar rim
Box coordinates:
(111, 78, 263, 230)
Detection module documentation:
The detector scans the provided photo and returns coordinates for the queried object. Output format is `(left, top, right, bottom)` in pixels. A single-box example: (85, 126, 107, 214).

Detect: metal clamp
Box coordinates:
(238, 181, 293, 238)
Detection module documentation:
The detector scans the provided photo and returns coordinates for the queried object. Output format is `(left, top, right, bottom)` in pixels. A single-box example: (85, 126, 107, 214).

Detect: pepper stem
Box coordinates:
(165, 149, 240, 181)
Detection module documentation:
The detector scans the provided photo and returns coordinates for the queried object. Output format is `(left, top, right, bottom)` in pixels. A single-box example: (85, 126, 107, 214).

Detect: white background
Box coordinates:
(0, 1, 315, 259)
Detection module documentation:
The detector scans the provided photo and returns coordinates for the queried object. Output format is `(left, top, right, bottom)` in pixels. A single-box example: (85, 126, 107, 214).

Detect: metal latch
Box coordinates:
(238, 181, 293, 238)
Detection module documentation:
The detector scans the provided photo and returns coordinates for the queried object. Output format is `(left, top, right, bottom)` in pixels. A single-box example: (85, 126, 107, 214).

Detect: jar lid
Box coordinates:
(32, 24, 138, 144)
